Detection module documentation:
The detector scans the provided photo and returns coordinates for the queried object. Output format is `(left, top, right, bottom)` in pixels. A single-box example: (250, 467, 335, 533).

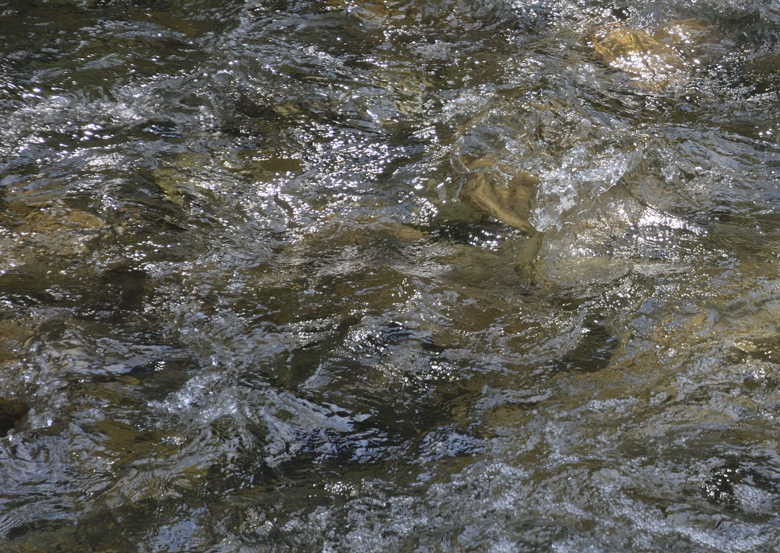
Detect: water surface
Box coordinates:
(2, 0, 780, 550)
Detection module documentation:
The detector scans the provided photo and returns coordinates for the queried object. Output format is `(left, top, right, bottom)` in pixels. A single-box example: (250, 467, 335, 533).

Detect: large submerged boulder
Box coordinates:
(457, 19, 734, 233)
(590, 26, 685, 87)
(588, 19, 733, 88)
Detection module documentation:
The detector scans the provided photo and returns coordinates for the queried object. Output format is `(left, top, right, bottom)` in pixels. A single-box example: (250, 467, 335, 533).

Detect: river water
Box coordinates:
(2, 0, 780, 551)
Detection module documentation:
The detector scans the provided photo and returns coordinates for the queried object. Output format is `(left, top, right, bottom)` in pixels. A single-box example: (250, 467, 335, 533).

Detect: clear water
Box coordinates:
(2, 0, 780, 550)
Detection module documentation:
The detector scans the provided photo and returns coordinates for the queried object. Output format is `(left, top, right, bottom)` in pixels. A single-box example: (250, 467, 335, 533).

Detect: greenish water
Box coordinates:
(2, 0, 780, 551)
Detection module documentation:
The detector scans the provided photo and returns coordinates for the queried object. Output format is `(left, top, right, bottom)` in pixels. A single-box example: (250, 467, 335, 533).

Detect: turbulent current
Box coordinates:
(2, 0, 780, 550)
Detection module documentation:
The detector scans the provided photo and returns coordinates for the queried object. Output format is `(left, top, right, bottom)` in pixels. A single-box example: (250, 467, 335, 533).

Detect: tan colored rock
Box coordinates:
(13, 206, 105, 256)
(17, 207, 104, 234)
(589, 19, 732, 88)
(153, 151, 212, 203)
(459, 161, 537, 233)
(589, 26, 685, 87)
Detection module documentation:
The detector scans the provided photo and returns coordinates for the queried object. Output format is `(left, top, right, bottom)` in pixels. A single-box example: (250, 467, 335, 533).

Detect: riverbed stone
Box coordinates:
(0, 397, 28, 436)
(458, 160, 537, 233)
(589, 26, 686, 87)
(589, 19, 732, 88)
(0, 319, 35, 363)
(458, 19, 732, 232)
(14, 206, 105, 256)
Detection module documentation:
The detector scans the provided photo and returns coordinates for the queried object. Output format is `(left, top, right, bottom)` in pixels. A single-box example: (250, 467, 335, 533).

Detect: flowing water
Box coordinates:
(2, 0, 780, 550)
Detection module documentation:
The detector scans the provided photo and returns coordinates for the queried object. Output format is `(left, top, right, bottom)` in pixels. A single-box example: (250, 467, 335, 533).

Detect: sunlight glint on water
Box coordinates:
(1, 0, 780, 550)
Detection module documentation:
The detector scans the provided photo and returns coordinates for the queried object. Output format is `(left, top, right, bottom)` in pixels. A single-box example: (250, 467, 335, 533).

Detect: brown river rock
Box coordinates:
(590, 26, 686, 86)
(0, 397, 28, 437)
(458, 19, 733, 232)
(458, 160, 538, 234)
(588, 19, 732, 87)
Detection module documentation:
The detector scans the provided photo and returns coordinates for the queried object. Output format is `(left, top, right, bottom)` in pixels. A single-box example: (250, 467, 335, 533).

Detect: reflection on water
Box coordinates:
(2, 0, 780, 550)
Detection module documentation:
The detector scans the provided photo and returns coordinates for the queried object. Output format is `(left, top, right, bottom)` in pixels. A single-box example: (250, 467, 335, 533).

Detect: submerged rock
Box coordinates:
(458, 159, 538, 234)
(588, 19, 732, 88)
(590, 26, 685, 87)
(0, 319, 34, 363)
(0, 397, 28, 436)
(456, 19, 733, 233)
(459, 19, 732, 233)
(17, 207, 104, 234)
(0, 204, 106, 260)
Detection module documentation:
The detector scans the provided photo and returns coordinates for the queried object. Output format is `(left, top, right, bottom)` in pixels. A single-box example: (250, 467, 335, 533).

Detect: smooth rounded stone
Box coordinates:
(589, 26, 686, 87)
(13, 206, 105, 256)
(589, 19, 731, 88)
(17, 208, 104, 233)
(458, 159, 538, 234)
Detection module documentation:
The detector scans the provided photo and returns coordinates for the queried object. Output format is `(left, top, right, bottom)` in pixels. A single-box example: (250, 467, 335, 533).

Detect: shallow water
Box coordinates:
(2, 0, 780, 550)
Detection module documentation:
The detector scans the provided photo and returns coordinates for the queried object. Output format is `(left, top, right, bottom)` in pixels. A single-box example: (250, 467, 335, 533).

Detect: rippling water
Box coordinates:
(2, 0, 780, 550)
